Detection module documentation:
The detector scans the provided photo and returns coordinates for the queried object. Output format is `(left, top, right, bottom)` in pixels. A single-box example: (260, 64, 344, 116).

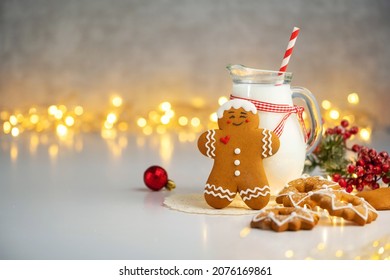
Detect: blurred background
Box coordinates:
(1, 0, 390, 260)
(1, 0, 389, 153)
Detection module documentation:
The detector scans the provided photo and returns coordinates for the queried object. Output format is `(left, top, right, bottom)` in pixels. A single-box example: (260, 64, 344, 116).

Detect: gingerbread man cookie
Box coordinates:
(198, 99, 280, 210)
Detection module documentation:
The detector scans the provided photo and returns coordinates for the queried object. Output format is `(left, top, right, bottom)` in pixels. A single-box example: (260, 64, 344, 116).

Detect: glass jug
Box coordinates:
(227, 64, 322, 194)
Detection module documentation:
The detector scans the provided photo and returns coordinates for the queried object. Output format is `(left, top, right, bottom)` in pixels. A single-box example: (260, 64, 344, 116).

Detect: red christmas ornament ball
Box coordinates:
(143, 165, 168, 191)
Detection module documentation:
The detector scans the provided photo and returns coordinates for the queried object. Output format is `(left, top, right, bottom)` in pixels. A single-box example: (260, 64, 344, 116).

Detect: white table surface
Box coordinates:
(1, 132, 389, 260)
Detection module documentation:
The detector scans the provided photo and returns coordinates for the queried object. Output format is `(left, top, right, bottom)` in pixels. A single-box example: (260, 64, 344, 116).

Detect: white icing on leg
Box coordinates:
(240, 186, 270, 201)
(204, 183, 236, 202)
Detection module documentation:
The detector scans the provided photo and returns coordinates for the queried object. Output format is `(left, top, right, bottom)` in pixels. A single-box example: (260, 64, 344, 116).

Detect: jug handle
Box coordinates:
(291, 87, 323, 154)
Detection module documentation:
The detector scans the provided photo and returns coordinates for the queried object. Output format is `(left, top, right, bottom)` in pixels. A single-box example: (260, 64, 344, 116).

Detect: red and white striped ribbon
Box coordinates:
(279, 27, 300, 73)
(230, 95, 308, 142)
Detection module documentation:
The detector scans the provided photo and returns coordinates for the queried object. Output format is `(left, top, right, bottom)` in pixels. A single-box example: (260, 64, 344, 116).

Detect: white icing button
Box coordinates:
(234, 170, 240, 176)
(234, 148, 241, 155)
(234, 159, 240, 166)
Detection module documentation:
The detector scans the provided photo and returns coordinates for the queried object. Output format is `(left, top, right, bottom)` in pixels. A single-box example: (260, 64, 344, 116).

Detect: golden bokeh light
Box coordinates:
(54, 110, 63, 120)
(335, 250, 344, 258)
(359, 128, 371, 142)
(178, 116, 188, 126)
(56, 124, 68, 137)
(3, 121, 11, 134)
(11, 127, 20, 137)
(106, 113, 117, 124)
(142, 126, 153, 135)
(209, 112, 218, 122)
(239, 227, 251, 238)
(159, 101, 171, 112)
(112, 96, 123, 107)
(117, 122, 129, 131)
(16, 114, 24, 123)
(104, 121, 114, 129)
(137, 117, 147, 128)
(160, 115, 170, 125)
(65, 116, 75, 127)
(218, 96, 228, 106)
(148, 111, 160, 123)
(58, 105, 67, 113)
(30, 114, 39, 124)
(317, 242, 326, 251)
(74, 106, 84, 116)
(284, 250, 294, 258)
(348, 93, 360, 105)
(321, 100, 332, 110)
(190, 117, 200, 127)
(165, 109, 175, 119)
(9, 115, 18, 126)
(48, 105, 58, 115)
(329, 109, 340, 120)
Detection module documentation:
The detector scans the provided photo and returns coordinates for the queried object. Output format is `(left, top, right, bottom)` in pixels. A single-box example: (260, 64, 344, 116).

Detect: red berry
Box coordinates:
(332, 173, 341, 182)
(347, 164, 355, 174)
(369, 149, 377, 158)
(362, 155, 371, 164)
(338, 178, 347, 188)
(371, 182, 380, 190)
(341, 119, 349, 128)
(347, 178, 356, 185)
(343, 132, 351, 140)
(379, 151, 389, 159)
(352, 144, 361, 153)
(373, 166, 382, 175)
(356, 166, 365, 177)
(365, 164, 374, 174)
(375, 156, 384, 165)
(349, 126, 359, 135)
(326, 128, 334, 135)
(359, 147, 369, 156)
(356, 183, 364, 192)
(345, 184, 354, 193)
(383, 175, 390, 184)
(382, 163, 389, 173)
(364, 174, 374, 182)
(335, 127, 343, 134)
(357, 159, 365, 166)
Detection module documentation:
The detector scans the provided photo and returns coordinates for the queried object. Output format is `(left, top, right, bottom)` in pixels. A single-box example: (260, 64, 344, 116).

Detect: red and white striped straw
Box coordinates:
(279, 27, 300, 73)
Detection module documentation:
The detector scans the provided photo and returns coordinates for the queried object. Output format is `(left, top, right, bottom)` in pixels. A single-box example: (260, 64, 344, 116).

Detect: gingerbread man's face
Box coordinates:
(218, 107, 259, 130)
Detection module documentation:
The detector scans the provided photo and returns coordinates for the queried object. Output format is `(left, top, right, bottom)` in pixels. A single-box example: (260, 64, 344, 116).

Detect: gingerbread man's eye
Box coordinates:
(229, 115, 235, 119)
(240, 112, 248, 119)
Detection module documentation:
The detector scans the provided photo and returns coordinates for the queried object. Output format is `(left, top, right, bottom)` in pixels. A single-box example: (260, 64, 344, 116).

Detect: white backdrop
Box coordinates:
(0, 0, 389, 127)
